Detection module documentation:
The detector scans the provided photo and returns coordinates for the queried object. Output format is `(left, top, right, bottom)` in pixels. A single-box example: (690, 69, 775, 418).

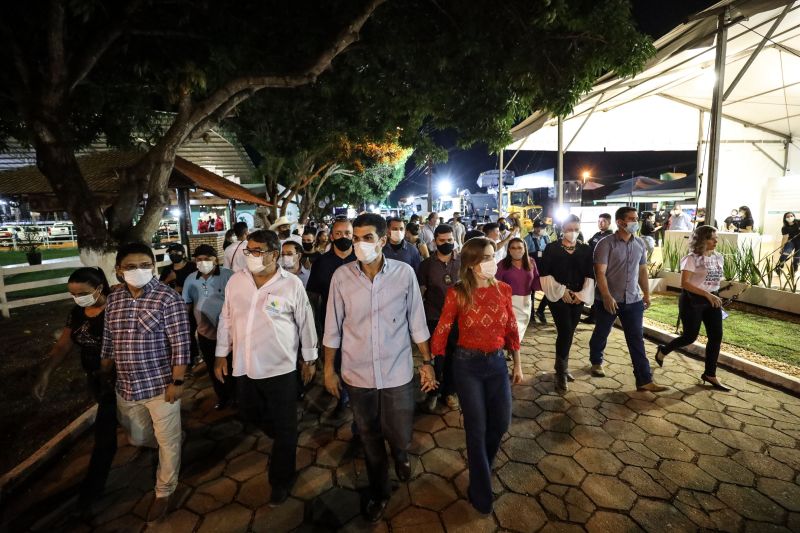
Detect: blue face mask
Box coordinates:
(624, 222, 640, 235)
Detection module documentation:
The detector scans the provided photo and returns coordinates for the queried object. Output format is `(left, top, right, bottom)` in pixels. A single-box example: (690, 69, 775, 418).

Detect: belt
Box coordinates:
(454, 346, 504, 359)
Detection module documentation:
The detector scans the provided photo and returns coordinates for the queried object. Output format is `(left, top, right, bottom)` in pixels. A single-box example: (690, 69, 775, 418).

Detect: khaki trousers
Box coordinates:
(116, 392, 182, 498)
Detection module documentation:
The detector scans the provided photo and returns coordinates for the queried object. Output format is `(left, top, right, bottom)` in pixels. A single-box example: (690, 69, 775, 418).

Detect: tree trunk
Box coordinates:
(32, 118, 110, 251)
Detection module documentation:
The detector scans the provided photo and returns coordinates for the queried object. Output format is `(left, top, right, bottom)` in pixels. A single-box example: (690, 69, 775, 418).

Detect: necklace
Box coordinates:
(561, 243, 576, 252)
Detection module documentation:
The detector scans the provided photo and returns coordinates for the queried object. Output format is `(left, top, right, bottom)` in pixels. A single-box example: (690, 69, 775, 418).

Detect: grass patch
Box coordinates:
(0, 247, 79, 266)
(647, 292, 800, 367)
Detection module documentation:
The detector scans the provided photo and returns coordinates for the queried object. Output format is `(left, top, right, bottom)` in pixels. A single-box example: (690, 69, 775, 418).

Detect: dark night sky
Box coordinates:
(389, 0, 714, 204)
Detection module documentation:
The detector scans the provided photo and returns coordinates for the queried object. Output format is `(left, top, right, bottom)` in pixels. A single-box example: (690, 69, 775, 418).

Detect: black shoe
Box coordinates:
(395, 459, 411, 482)
(269, 485, 290, 507)
(701, 374, 731, 392)
(555, 373, 568, 393)
(364, 498, 388, 523)
(214, 399, 228, 410)
(535, 311, 547, 324)
(330, 401, 346, 420)
(655, 345, 666, 367)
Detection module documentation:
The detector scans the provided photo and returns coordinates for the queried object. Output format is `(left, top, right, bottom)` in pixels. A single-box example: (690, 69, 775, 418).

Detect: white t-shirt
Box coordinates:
(680, 252, 724, 293)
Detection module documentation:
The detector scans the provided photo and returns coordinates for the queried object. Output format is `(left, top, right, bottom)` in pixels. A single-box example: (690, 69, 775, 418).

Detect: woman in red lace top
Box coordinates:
(431, 237, 523, 515)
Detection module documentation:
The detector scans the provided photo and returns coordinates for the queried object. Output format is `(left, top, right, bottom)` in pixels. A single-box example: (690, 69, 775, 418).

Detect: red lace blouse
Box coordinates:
(431, 282, 520, 356)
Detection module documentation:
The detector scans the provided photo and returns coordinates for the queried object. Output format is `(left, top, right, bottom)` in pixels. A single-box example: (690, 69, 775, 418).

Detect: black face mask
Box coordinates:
(169, 253, 183, 264)
(279, 230, 290, 239)
(302, 242, 314, 252)
(437, 242, 455, 255)
(499, 224, 507, 231)
(333, 237, 352, 252)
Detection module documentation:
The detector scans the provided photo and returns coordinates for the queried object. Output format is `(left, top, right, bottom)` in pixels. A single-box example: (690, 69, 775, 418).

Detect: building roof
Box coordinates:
(0, 150, 270, 205)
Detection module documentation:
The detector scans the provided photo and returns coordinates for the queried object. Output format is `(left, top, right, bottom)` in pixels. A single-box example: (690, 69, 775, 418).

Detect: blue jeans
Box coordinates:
(345, 380, 415, 501)
(453, 348, 511, 514)
(778, 240, 800, 271)
(589, 300, 653, 387)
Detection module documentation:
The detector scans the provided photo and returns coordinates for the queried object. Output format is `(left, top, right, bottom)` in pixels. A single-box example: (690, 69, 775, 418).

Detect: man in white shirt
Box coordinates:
(420, 212, 439, 253)
(215, 229, 317, 507)
(222, 221, 249, 272)
(484, 221, 518, 262)
(452, 212, 466, 248)
(323, 213, 434, 523)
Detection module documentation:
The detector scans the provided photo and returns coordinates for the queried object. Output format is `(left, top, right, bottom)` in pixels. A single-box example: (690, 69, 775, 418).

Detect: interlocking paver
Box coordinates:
(6, 317, 800, 533)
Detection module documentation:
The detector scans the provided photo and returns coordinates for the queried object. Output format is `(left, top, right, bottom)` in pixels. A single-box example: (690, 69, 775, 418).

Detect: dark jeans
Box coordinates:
(427, 320, 455, 398)
(778, 240, 800, 271)
(345, 379, 415, 501)
(662, 292, 723, 376)
(453, 348, 511, 514)
(198, 335, 233, 404)
(237, 372, 298, 490)
(79, 376, 118, 503)
(549, 299, 583, 375)
(589, 300, 653, 387)
(535, 294, 548, 314)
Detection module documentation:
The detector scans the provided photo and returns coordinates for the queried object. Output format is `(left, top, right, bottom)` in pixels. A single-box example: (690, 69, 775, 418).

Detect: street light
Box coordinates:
(437, 179, 452, 195)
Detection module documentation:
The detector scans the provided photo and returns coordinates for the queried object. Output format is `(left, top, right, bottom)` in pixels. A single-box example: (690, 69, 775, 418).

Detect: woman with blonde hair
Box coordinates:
(431, 237, 523, 515)
(655, 225, 729, 391)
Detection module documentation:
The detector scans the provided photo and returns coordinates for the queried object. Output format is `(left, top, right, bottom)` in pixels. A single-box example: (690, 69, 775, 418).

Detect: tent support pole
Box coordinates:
(557, 116, 564, 206)
(723, 2, 792, 102)
(565, 92, 605, 152)
(751, 142, 785, 172)
(695, 110, 704, 213)
(177, 187, 191, 251)
(705, 11, 728, 224)
(784, 141, 790, 175)
(498, 150, 504, 217)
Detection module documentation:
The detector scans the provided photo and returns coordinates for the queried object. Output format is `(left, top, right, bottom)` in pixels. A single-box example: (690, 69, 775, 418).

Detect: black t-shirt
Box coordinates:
(640, 220, 655, 237)
(160, 261, 197, 290)
(739, 217, 754, 230)
(782, 221, 800, 242)
(66, 306, 105, 373)
(540, 241, 594, 292)
(724, 215, 741, 229)
(588, 230, 613, 251)
(417, 255, 461, 321)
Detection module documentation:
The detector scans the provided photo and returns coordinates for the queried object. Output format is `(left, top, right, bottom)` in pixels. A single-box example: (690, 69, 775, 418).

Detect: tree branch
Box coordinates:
(0, 20, 32, 91)
(187, 0, 385, 129)
(68, 0, 145, 93)
(47, 0, 67, 89)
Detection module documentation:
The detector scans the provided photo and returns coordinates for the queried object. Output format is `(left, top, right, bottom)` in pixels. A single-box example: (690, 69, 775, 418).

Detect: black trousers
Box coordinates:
(237, 372, 298, 489)
(548, 299, 583, 375)
(662, 292, 723, 377)
(345, 380, 415, 501)
(197, 334, 233, 404)
(79, 373, 118, 504)
(427, 320, 455, 398)
(536, 294, 548, 314)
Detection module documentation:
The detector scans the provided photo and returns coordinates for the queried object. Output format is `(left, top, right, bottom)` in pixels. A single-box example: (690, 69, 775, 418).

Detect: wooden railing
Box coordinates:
(0, 256, 169, 318)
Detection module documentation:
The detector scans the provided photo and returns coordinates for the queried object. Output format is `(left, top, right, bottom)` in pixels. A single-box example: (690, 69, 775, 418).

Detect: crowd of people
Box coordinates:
(33, 207, 735, 523)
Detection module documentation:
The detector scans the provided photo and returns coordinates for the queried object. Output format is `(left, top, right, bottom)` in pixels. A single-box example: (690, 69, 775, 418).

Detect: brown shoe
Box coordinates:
(637, 382, 668, 393)
(146, 494, 172, 523)
(590, 364, 605, 377)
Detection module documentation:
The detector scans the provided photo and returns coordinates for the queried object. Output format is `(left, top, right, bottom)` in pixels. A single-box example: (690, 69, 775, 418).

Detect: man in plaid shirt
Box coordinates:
(100, 242, 190, 523)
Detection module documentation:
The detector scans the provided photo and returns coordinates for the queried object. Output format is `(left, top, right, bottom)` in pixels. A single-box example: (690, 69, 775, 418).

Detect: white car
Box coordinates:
(47, 222, 74, 238)
(0, 226, 22, 246)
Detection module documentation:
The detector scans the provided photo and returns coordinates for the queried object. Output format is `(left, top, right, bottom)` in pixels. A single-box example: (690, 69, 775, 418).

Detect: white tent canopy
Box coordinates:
(506, 0, 800, 231)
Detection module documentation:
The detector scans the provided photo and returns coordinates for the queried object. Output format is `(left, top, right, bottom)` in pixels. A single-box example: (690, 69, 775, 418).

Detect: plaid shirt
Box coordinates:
(101, 277, 191, 401)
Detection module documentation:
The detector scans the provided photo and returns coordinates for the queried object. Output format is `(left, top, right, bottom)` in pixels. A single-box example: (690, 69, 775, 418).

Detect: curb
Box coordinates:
(0, 404, 97, 503)
(642, 323, 800, 397)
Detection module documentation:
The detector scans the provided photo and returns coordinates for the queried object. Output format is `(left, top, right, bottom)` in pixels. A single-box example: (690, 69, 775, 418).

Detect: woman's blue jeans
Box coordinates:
(452, 348, 511, 514)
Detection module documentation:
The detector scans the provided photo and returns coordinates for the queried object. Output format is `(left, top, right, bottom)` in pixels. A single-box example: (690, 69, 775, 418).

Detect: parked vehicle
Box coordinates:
(0, 226, 21, 246)
(47, 221, 74, 239)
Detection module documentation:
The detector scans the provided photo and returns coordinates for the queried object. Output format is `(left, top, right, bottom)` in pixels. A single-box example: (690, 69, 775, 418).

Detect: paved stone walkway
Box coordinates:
(4, 321, 800, 532)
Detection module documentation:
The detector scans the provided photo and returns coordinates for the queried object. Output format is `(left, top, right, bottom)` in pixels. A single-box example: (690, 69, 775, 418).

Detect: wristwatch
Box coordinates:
(422, 360, 434, 367)
(172, 379, 184, 386)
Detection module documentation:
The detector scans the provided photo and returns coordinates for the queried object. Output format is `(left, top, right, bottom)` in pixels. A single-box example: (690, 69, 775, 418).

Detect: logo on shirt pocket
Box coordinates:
(263, 294, 290, 317)
(137, 310, 163, 334)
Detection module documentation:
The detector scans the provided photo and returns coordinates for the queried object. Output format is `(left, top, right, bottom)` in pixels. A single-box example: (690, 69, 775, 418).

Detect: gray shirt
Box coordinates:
(323, 257, 430, 389)
(593, 233, 647, 304)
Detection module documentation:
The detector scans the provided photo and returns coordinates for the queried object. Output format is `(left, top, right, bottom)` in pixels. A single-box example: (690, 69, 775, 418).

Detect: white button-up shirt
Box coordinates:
(216, 268, 317, 379)
(223, 241, 248, 273)
(323, 258, 429, 390)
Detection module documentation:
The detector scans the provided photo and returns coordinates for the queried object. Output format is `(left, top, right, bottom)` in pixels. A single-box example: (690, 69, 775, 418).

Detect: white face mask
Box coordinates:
(475, 259, 497, 280)
(564, 231, 579, 243)
(72, 290, 98, 308)
(390, 229, 404, 243)
(197, 260, 215, 275)
(354, 241, 380, 264)
(246, 254, 266, 273)
(230, 236, 238, 243)
(123, 268, 153, 288)
(623, 222, 640, 235)
(280, 255, 296, 269)
(510, 250, 525, 260)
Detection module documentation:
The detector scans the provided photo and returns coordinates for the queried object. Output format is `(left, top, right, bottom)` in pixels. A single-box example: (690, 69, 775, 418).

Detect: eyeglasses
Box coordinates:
(242, 248, 273, 257)
(120, 263, 154, 271)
